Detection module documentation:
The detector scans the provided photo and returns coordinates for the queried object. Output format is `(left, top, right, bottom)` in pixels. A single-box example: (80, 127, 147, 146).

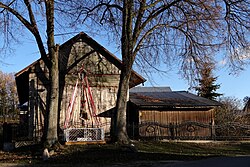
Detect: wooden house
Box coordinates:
(15, 32, 145, 141)
(127, 87, 221, 140)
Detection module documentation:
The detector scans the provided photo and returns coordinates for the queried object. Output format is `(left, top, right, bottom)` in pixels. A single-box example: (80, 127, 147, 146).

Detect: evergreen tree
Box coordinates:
(195, 62, 222, 100)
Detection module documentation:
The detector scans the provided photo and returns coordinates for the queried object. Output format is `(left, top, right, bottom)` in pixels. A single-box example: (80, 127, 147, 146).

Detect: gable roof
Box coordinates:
(130, 90, 222, 109)
(15, 32, 146, 88)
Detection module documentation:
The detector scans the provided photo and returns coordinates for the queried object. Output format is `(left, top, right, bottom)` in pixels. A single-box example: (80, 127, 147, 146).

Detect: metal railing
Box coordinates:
(64, 128, 105, 142)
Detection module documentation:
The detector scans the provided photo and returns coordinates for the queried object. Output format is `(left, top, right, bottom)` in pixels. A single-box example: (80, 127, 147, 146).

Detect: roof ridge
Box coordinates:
(15, 32, 146, 87)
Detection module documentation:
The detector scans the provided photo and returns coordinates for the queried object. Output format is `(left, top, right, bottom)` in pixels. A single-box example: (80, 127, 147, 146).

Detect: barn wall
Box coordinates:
(28, 39, 123, 139)
(138, 109, 213, 138)
(28, 63, 48, 140)
(59, 40, 121, 133)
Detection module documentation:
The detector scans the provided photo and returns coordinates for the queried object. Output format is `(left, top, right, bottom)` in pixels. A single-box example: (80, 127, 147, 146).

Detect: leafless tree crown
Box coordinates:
(56, 0, 250, 82)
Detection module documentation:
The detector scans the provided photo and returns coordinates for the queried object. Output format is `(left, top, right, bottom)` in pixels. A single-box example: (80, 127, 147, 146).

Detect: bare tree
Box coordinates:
(215, 96, 243, 124)
(1, 0, 250, 145)
(0, 70, 18, 118)
(57, 0, 250, 144)
(0, 0, 59, 147)
(214, 96, 249, 137)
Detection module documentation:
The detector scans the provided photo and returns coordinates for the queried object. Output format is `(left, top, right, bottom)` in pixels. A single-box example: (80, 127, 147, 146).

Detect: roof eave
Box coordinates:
(137, 105, 217, 110)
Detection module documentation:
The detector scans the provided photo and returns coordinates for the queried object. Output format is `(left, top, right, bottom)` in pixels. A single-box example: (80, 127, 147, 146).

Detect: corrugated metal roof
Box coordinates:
(129, 91, 221, 108)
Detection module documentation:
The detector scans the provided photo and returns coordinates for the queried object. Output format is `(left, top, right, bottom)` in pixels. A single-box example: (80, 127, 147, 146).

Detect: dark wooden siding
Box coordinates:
(138, 109, 213, 138)
(15, 71, 29, 105)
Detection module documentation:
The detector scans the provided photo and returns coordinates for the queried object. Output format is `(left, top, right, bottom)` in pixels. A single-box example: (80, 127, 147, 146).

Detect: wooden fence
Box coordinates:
(2, 121, 250, 148)
(128, 121, 250, 140)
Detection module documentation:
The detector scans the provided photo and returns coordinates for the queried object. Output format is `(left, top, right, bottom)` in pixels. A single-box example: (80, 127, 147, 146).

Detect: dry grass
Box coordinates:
(0, 141, 250, 166)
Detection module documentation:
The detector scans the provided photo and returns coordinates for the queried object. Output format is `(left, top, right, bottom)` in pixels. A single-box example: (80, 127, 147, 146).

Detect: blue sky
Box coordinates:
(1, 33, 250, 101)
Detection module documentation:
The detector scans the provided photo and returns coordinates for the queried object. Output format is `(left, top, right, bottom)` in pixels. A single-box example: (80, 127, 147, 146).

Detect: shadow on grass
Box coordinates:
(4, 141, 249, 166)
(43, 145, 211, 166)
(0, 143, 210, 166)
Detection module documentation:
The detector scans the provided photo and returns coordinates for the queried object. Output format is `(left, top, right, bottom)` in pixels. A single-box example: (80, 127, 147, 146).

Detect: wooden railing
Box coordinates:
(128, 121, 250, 140)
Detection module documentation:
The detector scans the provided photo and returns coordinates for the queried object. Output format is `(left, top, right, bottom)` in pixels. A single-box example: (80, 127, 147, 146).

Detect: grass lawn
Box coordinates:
(0, 141, 250, 166)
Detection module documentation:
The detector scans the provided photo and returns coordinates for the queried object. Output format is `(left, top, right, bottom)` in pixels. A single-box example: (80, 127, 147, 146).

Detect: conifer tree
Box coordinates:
(195, 62, 222, 100)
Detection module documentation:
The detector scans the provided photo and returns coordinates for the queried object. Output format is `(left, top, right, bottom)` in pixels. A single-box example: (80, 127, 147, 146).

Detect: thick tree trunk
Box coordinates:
(112, 0, 135, 145)
(45, 45, 59, 146)
(44, 0, 59, 147)
(114, 66, 132, 144)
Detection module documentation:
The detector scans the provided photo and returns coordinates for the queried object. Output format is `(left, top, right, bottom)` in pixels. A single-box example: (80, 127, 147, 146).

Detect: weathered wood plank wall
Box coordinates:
(28, 39, 122, 139)
(138, 109, 213, 138)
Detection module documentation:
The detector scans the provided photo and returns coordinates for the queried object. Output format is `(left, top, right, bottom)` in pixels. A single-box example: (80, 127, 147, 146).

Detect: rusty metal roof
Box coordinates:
(98, 89, 221, 118)
(129, 91, 222, 109)
(130, 86, 172, 93)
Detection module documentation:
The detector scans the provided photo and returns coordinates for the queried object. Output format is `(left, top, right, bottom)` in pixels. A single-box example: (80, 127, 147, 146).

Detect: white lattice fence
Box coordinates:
(64, 128, 104, 142)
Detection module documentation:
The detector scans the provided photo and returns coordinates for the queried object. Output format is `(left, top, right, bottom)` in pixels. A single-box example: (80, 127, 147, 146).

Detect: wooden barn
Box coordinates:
(127, 87, 221, 140)
(15, 32, 145, 142)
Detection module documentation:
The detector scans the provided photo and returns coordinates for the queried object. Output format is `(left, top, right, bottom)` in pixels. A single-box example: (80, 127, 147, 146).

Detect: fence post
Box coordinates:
(211, 119, 215, 140)
(169, 123, 174, 140)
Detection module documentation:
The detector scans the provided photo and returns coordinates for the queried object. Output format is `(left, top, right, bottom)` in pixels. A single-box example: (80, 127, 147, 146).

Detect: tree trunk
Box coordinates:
(44, 0, 59, 147)
(114, 67, 132, 144)
(113, 0, 135, 145)
(45, 45, 59, 146)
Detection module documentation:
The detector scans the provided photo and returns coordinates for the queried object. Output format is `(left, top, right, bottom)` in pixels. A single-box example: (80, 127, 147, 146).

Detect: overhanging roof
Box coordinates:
(130, 91, 222, 109)
(98, 88, 222, 118)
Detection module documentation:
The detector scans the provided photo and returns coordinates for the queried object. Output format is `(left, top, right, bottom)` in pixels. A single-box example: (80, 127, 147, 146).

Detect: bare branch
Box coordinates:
(136, 0, 183, 41)
(0, 0, 15, 13)
(24, 0, 37, 26)
(132, 0, 146, 43)
(0, 2, 34, 33)
(0, 1, 50, 68)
